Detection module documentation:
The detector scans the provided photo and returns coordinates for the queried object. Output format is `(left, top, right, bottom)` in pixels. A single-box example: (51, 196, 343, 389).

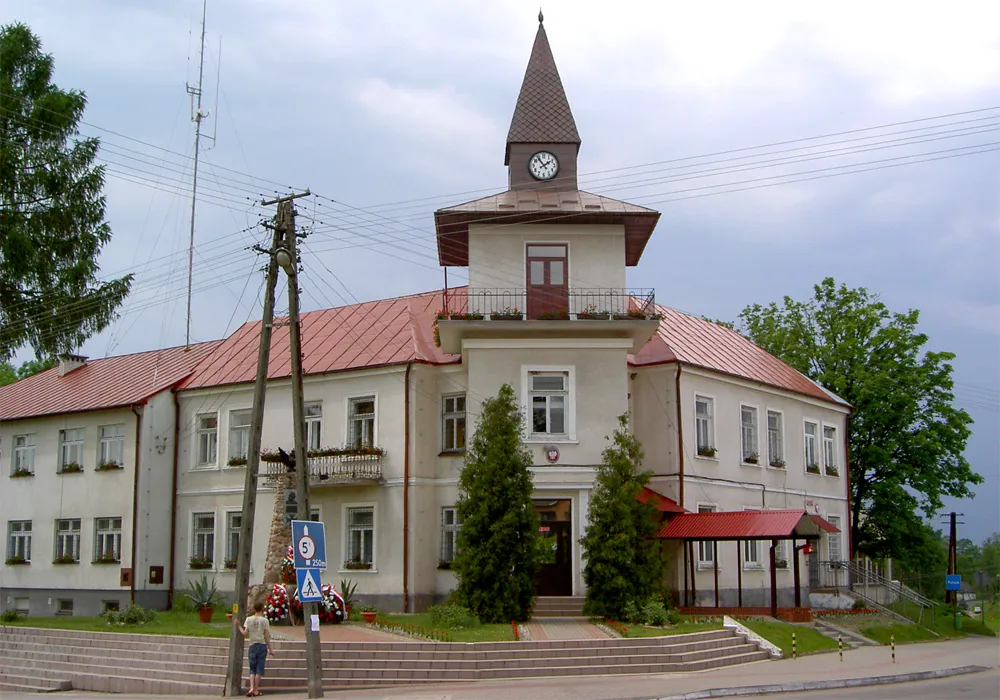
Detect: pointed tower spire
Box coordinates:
(504, 18, 580, 165)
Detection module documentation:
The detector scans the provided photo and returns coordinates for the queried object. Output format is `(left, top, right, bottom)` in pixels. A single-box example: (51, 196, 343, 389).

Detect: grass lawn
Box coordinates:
(374, 613, 516, 643)
(617, 619, 724, 638)
(740, 619, 838, 656)
(858, 622, 937, 645)
(981, 601, 1000, 633)
(4, 610, 231, 638)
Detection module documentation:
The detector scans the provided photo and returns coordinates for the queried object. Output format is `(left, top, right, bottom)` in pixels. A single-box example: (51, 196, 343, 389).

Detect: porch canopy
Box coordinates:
(654, 509, 840, 616)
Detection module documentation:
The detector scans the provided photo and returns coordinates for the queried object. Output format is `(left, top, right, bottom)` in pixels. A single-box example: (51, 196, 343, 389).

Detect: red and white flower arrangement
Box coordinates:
(264, 584, 290, 623)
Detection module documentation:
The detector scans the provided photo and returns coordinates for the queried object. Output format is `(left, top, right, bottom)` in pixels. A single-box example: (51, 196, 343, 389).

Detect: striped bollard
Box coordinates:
(891, 634, 895, 663)
(792, 632, 796, 659)
(838, 634, 843, 662)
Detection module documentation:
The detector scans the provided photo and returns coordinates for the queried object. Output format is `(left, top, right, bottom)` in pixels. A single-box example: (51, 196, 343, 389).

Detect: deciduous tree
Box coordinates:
(0, 356, 56, 386)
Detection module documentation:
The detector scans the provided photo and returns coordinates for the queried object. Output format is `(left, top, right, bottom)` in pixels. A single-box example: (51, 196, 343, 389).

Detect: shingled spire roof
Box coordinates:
(504, 14, 581, 164)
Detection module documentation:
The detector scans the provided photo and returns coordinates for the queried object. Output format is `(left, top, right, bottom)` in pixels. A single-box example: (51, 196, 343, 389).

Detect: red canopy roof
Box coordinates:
(637, 486, 687, 514)
(810, 514, 841, 533)
(655, 510, 825, 540)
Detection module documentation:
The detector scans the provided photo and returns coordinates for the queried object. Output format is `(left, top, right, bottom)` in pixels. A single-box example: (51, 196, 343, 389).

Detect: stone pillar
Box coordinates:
(263, 473, 295, 585)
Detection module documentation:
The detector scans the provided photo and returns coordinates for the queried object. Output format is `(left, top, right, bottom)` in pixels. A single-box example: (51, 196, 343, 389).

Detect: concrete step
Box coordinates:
(0, 627, 227, 647)
(1, 648, 226, 676)
(0, 632, 227, 656)
(0, 671, 72, 692)
(0, 654, 224, 687)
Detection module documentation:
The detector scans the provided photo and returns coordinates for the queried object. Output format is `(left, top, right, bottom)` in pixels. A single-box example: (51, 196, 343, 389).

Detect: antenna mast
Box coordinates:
(185, 0, 211, 349)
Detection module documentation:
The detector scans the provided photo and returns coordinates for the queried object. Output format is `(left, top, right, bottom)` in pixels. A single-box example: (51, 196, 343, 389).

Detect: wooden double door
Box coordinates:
(526, 244, 569, 319)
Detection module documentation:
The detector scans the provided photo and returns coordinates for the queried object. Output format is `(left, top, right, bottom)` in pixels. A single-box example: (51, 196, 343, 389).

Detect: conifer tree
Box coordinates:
(454, 383, 539, 622)
(581, 414, 661, 619)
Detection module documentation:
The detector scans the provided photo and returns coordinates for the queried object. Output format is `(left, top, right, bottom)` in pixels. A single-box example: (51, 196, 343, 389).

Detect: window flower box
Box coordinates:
(189, 555, 213, 570)
(344, 560, 372, 571)
(774, 559, 788, 569)
(825, 466, 840, 477)
(96, 460, 123, 472)
(437, 560, 452, 570)
(93, 552, 119, 564)
(743, 454, 759, 465)
(58, 462, 83, 474)
(769, 459, 786, 469)
(5, 556, 28, 565)
(10, 467, 33, 478)
(806, 463, 821, 474)
(449, 313, 484, 321)
(697, 446, 717, 458)
(224, 559, 238, 570)
(490, 308, 523, 321)
(538, 309, 570, 320)
(227, 456, 248, 467)
(53, 555, 78, 565)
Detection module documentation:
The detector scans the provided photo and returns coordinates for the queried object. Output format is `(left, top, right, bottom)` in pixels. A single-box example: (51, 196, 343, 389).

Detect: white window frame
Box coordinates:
(346, 395, 377, 449)
(7, 520, 31, 562)
(827, 515, 843, 563)
(804, 420, 819, 473)
(766, 410, 785, 469)
(740, 404, 759, 464)
(822, 424, 839, 475)
(190, 511, 216, 568)
(98, 425, 125, 467)
(521, 365, 577, 442)
(225, 510, 242, 568)
(441, 394, 467, 453)
(440, 507, 461, 565)
(59, 428, 85, 468)
(227, 408, 252, 465)
(305, 401, 323, 452)
(12, 434, 35, 474)
(742, 508, 762, 569)
(196, 412, 219, 467)
(54, 518, 81, 562)
(694, 394, 716, 457)
(340, 502, 377, 573)
(696, 504, 716, 568)
(94, 517, 122, 562)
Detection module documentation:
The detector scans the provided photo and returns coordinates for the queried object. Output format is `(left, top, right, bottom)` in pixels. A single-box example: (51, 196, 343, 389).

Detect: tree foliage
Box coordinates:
(0, 23, 131, 361)
(0, 355, 56, 386)
(738, 278, 979, 561)
(580, 414, 662, 619)
(454, 383, 539, 622)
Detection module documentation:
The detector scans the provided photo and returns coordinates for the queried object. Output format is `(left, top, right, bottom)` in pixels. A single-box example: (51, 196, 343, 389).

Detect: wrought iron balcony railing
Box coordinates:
(264, 452, 384, 484)
(441, 288, 656, 320)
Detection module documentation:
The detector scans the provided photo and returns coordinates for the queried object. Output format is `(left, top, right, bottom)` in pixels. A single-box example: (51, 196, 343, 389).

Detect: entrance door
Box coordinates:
(536, 521, 573, 596)
(526, 244, 569, 319)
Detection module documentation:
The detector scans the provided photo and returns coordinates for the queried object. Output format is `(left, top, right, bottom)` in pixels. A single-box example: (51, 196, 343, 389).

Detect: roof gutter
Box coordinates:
(675, 364, 684, 509)
(167, 388, 181, 609)
(402, 362, 412, 613)
(129, 404, 143, 605)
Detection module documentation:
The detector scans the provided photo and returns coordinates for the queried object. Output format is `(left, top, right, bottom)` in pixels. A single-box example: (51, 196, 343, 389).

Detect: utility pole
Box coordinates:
(943, 511, 964, 607)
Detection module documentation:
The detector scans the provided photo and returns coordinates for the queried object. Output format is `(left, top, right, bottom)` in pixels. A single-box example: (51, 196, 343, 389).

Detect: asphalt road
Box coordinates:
(761, 668, 1000, 700)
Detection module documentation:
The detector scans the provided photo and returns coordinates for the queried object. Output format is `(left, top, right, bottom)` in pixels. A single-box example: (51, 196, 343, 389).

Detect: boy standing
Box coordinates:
(234, 602, 274, 696)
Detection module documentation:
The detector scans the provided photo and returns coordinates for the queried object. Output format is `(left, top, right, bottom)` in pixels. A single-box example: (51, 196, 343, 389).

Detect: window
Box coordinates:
(442, 394, 466, 452)
(197, 414, 218, 466)
(14, 597, 29, 614)
(226, 511, 241, 566)
(823, 425, 838, 475)
(191, 512, 215, 565)
(305, 402, 323, 451)
(345, 506, 374, 568)
(828, 515, 843, 562)
(98, 425, 125, 466)
(12, 434, 35, 474)
(530, 372, 567, 435)
(697, 505, 716, 564)
(56, 599, 74, 616)
(310, 508, 320, 523)
(804, 422, 819, 471)
(228, 409, 251, 463)
(695, 396, 714, 455)
(103, 600, 121, 613)
(740, 406, 759, 463)
(744, 539, 760, 568)
(59, 428, 84, 468)
(54, 519, 81, 562)
(774, 538, 788, 567)
(348, 397, 376, 449)
(440, 507, 461, 565)
(767, 411, 784, 467)
(94, 517, 122, 562)
(7, 520, 31, 562)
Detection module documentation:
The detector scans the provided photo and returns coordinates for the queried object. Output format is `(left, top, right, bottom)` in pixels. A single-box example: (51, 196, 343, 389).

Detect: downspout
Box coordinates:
(167, 389, 181, 609)
(402, 362, 412, 612)
(130, 405, 143, 605)
(674, 364, 684, 509)
(844, 412, 854, 561)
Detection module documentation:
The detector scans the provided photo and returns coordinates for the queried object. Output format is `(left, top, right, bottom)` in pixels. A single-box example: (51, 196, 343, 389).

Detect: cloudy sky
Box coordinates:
(5, 1, 999, 541)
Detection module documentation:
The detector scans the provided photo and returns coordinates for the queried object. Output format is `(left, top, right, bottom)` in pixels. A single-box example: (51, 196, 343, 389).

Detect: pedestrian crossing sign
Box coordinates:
(296, 567, 322, 602)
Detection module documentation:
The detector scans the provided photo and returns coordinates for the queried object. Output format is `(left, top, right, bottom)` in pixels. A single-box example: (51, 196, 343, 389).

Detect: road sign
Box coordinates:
(946, 574, 961, 591)
(296, 568, 322, 602)
(291, 520, 327, 570)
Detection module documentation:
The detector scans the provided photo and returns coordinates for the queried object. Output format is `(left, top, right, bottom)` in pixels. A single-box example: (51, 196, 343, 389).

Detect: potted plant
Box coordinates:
(743, 453, 759, 465)
(10, 467, 32, 478)
(697, 445, 717, 458)
(339, 579, 357, 616)
(490, 307, 523, 321)
(359, 604, 377, 624)
(449, 312, 484, 321)
(539, 309, 570, 320)
(806, 463, 821, 474)
(769, 458, 786, 469)
(227, 455, 248, 467)
(184, 575, 225, 623)
(577, 304, 610, 320)
(189, 554, 213, 570)
(96, 460, 123, 471)
(58, 461, 83, 474)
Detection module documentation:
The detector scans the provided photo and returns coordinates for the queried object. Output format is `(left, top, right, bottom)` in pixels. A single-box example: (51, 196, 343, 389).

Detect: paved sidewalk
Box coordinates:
(526, 617, 609, 640)
(272, 621, 417, 643)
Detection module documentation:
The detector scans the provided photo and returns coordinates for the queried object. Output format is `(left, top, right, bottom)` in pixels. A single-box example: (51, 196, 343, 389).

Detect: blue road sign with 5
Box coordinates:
(296, 568, 322, 602)
(291, 520, 327, 570)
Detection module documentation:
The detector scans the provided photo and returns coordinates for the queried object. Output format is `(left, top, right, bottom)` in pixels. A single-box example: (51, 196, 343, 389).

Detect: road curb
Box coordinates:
(654, 664, 991, 699)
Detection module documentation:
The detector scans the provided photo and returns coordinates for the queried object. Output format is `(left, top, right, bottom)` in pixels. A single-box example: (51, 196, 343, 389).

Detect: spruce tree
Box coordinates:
(454, 383, 539, 622)
(581, 414, 661, 619)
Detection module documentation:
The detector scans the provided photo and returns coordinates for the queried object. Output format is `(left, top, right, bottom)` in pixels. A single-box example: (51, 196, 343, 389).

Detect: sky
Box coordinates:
(3, 1, 998, 542)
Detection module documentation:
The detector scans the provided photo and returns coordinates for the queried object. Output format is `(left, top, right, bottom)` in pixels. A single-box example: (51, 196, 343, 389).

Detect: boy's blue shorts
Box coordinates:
(248, 643, 268, 675)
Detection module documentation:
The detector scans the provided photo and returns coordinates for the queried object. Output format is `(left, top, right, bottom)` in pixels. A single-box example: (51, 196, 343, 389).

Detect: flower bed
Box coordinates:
(814, 608, 881, 617)
(368, 618, 451, 642)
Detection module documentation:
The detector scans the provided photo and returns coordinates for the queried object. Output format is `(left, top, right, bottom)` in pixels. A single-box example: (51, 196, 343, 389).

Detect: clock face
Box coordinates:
(528, 151, 559, 180)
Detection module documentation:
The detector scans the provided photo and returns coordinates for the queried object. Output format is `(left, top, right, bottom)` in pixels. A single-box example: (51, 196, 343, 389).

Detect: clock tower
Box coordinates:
(506, 11, 581, 192)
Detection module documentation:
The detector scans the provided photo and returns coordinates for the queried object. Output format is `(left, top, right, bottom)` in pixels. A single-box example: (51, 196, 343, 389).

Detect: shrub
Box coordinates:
(642, 600, 669, 626)
(427, 604, 480, 629)
(1, 608, 21, 623)
(622, 600, 642, 624)
(104, 604, 155, 625)
(852, 598, 867, 610)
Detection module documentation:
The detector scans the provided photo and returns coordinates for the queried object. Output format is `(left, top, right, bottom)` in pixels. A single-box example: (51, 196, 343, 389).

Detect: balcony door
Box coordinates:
(526, 244, 568, 319)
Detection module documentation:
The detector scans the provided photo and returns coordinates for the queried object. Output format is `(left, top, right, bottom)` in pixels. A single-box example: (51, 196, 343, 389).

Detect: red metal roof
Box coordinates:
(181, 290, 458, 390)
(630, 304, 847, 406)
(0, 342, 221, 421)
(638, 486, 688, 514)
(810, 514, 841, 533)
(655, 510, 824, 540)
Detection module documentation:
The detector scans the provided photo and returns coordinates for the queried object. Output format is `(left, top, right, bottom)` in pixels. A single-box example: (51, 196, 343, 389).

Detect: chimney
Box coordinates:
(58, 353, 88, 377)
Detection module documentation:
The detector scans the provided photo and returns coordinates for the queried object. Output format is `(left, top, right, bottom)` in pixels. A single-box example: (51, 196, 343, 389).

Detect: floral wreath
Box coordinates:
(264, 584, 290, 623)
(290, 584, 346, 624)
(281, 545, 296, 584)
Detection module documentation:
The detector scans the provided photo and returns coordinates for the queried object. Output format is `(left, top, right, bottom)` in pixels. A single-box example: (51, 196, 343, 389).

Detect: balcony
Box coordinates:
(436, 288, 660, 354)
(263, 451, 384, 485)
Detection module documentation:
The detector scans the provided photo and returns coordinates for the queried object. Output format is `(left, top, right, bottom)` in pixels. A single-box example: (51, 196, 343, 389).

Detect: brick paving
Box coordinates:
(526, 617, 610, 641)
(274, 621, 417, 643)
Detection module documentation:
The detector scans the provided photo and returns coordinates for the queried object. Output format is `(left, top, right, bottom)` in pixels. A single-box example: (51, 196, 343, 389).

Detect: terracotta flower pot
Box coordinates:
(198, 606, 214, 623)
(361, 611, 377, 624)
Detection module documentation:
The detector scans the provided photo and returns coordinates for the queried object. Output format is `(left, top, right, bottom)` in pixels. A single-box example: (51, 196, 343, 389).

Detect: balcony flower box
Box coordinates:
(227, 456, 248, 467)
(806, 463, 821, 474)
(577, 312, 611, 320)
(769, 459, 786, 469)
(538, 309, 571, 320)
(697, 446, 717, 458)
(58, 462, 83, 474)
(224, 559, 238, 570)
(308, 446, 385, 458)
(449, 313, 484, 321)
(10, 467, 33, 478)
(825, 466, 840, 477)
(189, 555, 213, 570)
(260, 449, 284, 463)
(96, 460, 123, 472)
(490, 309, 523, 321)
(5, 556, 28, 565)
(344, 560, 373, 571)
(743, 454, 759, 465)
(53, 555, 78, 565)
(93, 552, 119, 564)
(613, 309, 647, 320)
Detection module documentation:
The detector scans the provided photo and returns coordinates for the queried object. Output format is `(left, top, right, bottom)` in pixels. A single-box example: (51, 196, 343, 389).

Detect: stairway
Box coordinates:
(533, 595, 587, 618)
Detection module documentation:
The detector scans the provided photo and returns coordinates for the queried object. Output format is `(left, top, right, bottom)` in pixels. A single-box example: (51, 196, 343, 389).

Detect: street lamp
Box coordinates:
(274, 247, 294, 276)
